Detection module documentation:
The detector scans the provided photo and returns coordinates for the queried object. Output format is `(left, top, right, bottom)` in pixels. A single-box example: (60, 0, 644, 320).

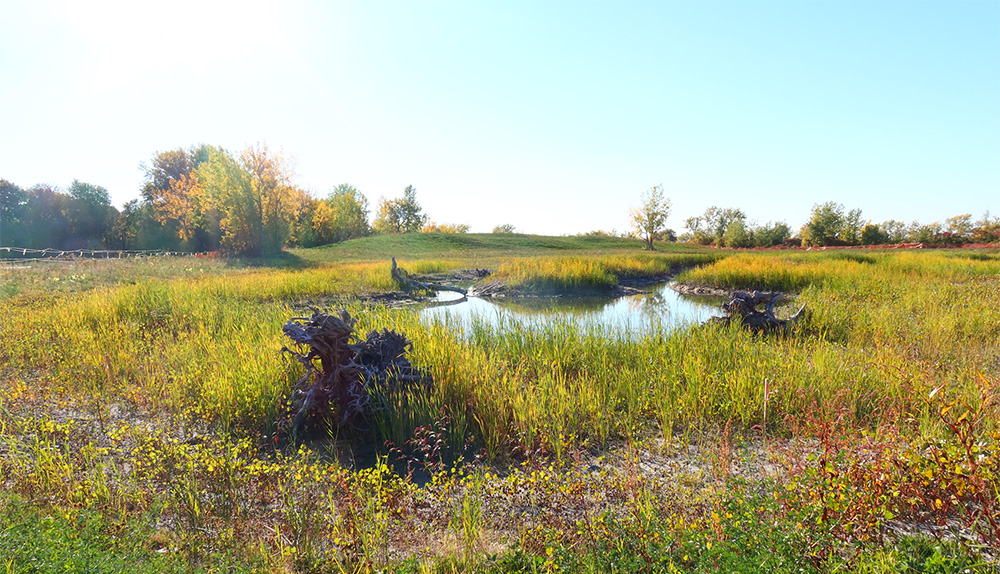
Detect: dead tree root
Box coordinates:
(280, 309, 430, 441)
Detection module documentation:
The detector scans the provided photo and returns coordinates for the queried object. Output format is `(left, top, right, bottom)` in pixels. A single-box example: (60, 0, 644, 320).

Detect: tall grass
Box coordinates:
(3, 250, 998, 452)
(3, 249, 999, 570)
(492, 252, 721, 293)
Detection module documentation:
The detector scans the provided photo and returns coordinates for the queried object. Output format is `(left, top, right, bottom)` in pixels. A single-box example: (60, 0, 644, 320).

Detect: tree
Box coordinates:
(630, 185, 671, 250)
(860, 222, 889, 245)
(683, 216, 713, 245)
(682, 206, 745, 246)
(945, 214, 973, 241)
(722, 219, 753, 248)
(421, 222, 470, 233)
(752, 221, 791, 247)
(141, 149, 195, 202)
(492, 224, 516, 234)
(840, 208, 864, 245)
(881, 220, 906, 243)
(196, 144, 302, 256)
(904, 220, 941, 243)
(142, 146, 217, 250)
(0, 179, 27, 246)
(801, 202, 847, 246)
(327, 184, 371, 242)
(373, 185, 428, 234)
(64, 180, 116, 249)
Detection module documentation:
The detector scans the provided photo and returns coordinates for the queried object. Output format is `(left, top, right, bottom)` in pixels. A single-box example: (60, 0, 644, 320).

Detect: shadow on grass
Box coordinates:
(223, 250, 317, 270)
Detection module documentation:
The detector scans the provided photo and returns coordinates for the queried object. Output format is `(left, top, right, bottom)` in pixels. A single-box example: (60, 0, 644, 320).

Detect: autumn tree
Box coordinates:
(142, 146, 216, 250)
(630, 185, 671, 250)
(318, 184, 370, 243)
(373, 185, 428, 234)
(492, 223, 516, 234)
(196, 144, 303, 256)
(421, 222, 470, 233)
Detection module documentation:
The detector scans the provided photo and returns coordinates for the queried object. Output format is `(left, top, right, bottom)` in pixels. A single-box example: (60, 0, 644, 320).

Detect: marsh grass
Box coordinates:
(492, 252, 720, 294)
(2, 248, 999, 571)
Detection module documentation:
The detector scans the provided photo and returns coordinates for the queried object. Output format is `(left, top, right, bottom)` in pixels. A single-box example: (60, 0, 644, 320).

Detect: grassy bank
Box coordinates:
(1, 244, 998, 571)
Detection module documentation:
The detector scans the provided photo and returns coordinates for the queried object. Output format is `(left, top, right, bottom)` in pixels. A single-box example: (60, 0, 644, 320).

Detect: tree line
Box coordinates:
(0, 144, 501, 256)
(627, 187, 1000, 249)
(4, 156, 999, 255)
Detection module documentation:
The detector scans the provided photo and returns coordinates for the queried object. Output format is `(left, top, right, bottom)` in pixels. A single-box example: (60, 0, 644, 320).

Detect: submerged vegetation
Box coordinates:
(1, 237, 999, 571)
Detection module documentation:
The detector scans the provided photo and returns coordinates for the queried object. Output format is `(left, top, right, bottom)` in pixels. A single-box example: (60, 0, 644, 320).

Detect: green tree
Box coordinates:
(683, 206, 745, 246)
(801, 202, 847, 246)
(373, 185, 428, 234)
(0, 179, 27, 246)
(492, 223, 516, 234)
(752, 221, 790, 247)
(630, 185, 671, 250)
(837, 208, 863, 245)
(904, 220, 941, 243)
(860, 222, 889, 245)
(682, 216, 713, 245)
(881, 220, 906, 243)
(945, 214, 973, 241)
(326, 184, 371, 242)
(65, 180, 116, 249)
(21, 184, 70, 248)
(722, 219, 753, 248)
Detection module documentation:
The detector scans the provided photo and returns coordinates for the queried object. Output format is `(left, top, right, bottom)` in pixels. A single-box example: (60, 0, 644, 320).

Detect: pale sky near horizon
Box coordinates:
(2, 0, 998, 236)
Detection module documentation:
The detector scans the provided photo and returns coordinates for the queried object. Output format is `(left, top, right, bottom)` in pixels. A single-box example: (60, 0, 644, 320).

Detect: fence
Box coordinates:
(0, 246, 193, 259)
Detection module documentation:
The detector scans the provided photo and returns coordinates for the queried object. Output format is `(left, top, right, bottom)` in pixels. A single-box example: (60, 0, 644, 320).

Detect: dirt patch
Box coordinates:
(669, 281, 733, 297)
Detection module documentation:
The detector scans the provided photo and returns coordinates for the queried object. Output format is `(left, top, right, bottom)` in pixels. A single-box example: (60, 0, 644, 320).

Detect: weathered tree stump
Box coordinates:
(280, 309, 429, 439)
(391, 257, 467, 296)
(708, 290, 807, 333)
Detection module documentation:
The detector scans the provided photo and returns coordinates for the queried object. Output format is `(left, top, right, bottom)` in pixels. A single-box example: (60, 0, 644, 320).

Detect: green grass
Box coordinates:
(0, 492, 262, 573)
(294, 232, 706, 265)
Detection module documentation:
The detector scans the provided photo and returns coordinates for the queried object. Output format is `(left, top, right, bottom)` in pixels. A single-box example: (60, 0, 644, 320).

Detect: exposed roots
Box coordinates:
(280, 309, 430, 441)
(708, 290, 808, 333)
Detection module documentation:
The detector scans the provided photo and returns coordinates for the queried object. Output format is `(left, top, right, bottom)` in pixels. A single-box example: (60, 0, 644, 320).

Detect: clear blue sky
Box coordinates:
(2, 0, 997, 235)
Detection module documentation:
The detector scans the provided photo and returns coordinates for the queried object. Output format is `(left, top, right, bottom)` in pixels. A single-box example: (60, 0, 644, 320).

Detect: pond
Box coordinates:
(418, 281, 723, 335)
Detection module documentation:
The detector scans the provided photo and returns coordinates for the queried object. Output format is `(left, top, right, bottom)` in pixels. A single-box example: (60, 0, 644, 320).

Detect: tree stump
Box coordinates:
(709, 290, 807, 333)
(281, 309, 430, 439)
(391, 257, 467, 296)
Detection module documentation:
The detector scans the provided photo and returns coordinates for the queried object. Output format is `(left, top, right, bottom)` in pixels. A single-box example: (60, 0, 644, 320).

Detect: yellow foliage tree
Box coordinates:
(152, 173, 203, 242)
(196, 144, 301, 256)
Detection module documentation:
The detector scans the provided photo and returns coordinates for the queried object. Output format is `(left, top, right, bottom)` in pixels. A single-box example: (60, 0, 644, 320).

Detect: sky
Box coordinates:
(1, 0, 998, 236)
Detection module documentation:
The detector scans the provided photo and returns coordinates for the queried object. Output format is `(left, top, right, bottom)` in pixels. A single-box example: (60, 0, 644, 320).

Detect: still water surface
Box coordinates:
(419, 281, 722, 334)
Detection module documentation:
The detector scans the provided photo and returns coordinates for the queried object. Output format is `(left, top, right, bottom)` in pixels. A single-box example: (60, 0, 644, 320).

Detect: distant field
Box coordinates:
(1, 239, 998, 572)
(292, 232, 706, 264)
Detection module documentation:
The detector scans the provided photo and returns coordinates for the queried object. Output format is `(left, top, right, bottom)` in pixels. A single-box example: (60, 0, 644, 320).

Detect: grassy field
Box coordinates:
(1, 237, 999, 572)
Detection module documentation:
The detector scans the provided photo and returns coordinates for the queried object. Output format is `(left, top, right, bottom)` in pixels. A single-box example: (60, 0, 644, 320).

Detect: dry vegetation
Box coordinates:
(1, 242, 999, 572)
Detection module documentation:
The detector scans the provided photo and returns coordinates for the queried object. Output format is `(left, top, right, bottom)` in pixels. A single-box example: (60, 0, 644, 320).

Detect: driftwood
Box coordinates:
(708, 290, 807, 333)
(281, 309, 429, 439)
(391, 257, 467, 296)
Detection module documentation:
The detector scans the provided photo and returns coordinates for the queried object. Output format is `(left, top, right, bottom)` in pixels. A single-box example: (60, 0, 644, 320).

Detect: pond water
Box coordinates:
(418, 281, 723, 335)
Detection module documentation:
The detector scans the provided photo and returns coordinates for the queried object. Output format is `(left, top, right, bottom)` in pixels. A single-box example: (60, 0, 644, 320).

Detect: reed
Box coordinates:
(2, 248, 998, 570)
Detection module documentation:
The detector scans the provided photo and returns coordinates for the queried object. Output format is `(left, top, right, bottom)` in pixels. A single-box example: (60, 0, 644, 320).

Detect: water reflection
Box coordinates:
(419, 281, 721, 334)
